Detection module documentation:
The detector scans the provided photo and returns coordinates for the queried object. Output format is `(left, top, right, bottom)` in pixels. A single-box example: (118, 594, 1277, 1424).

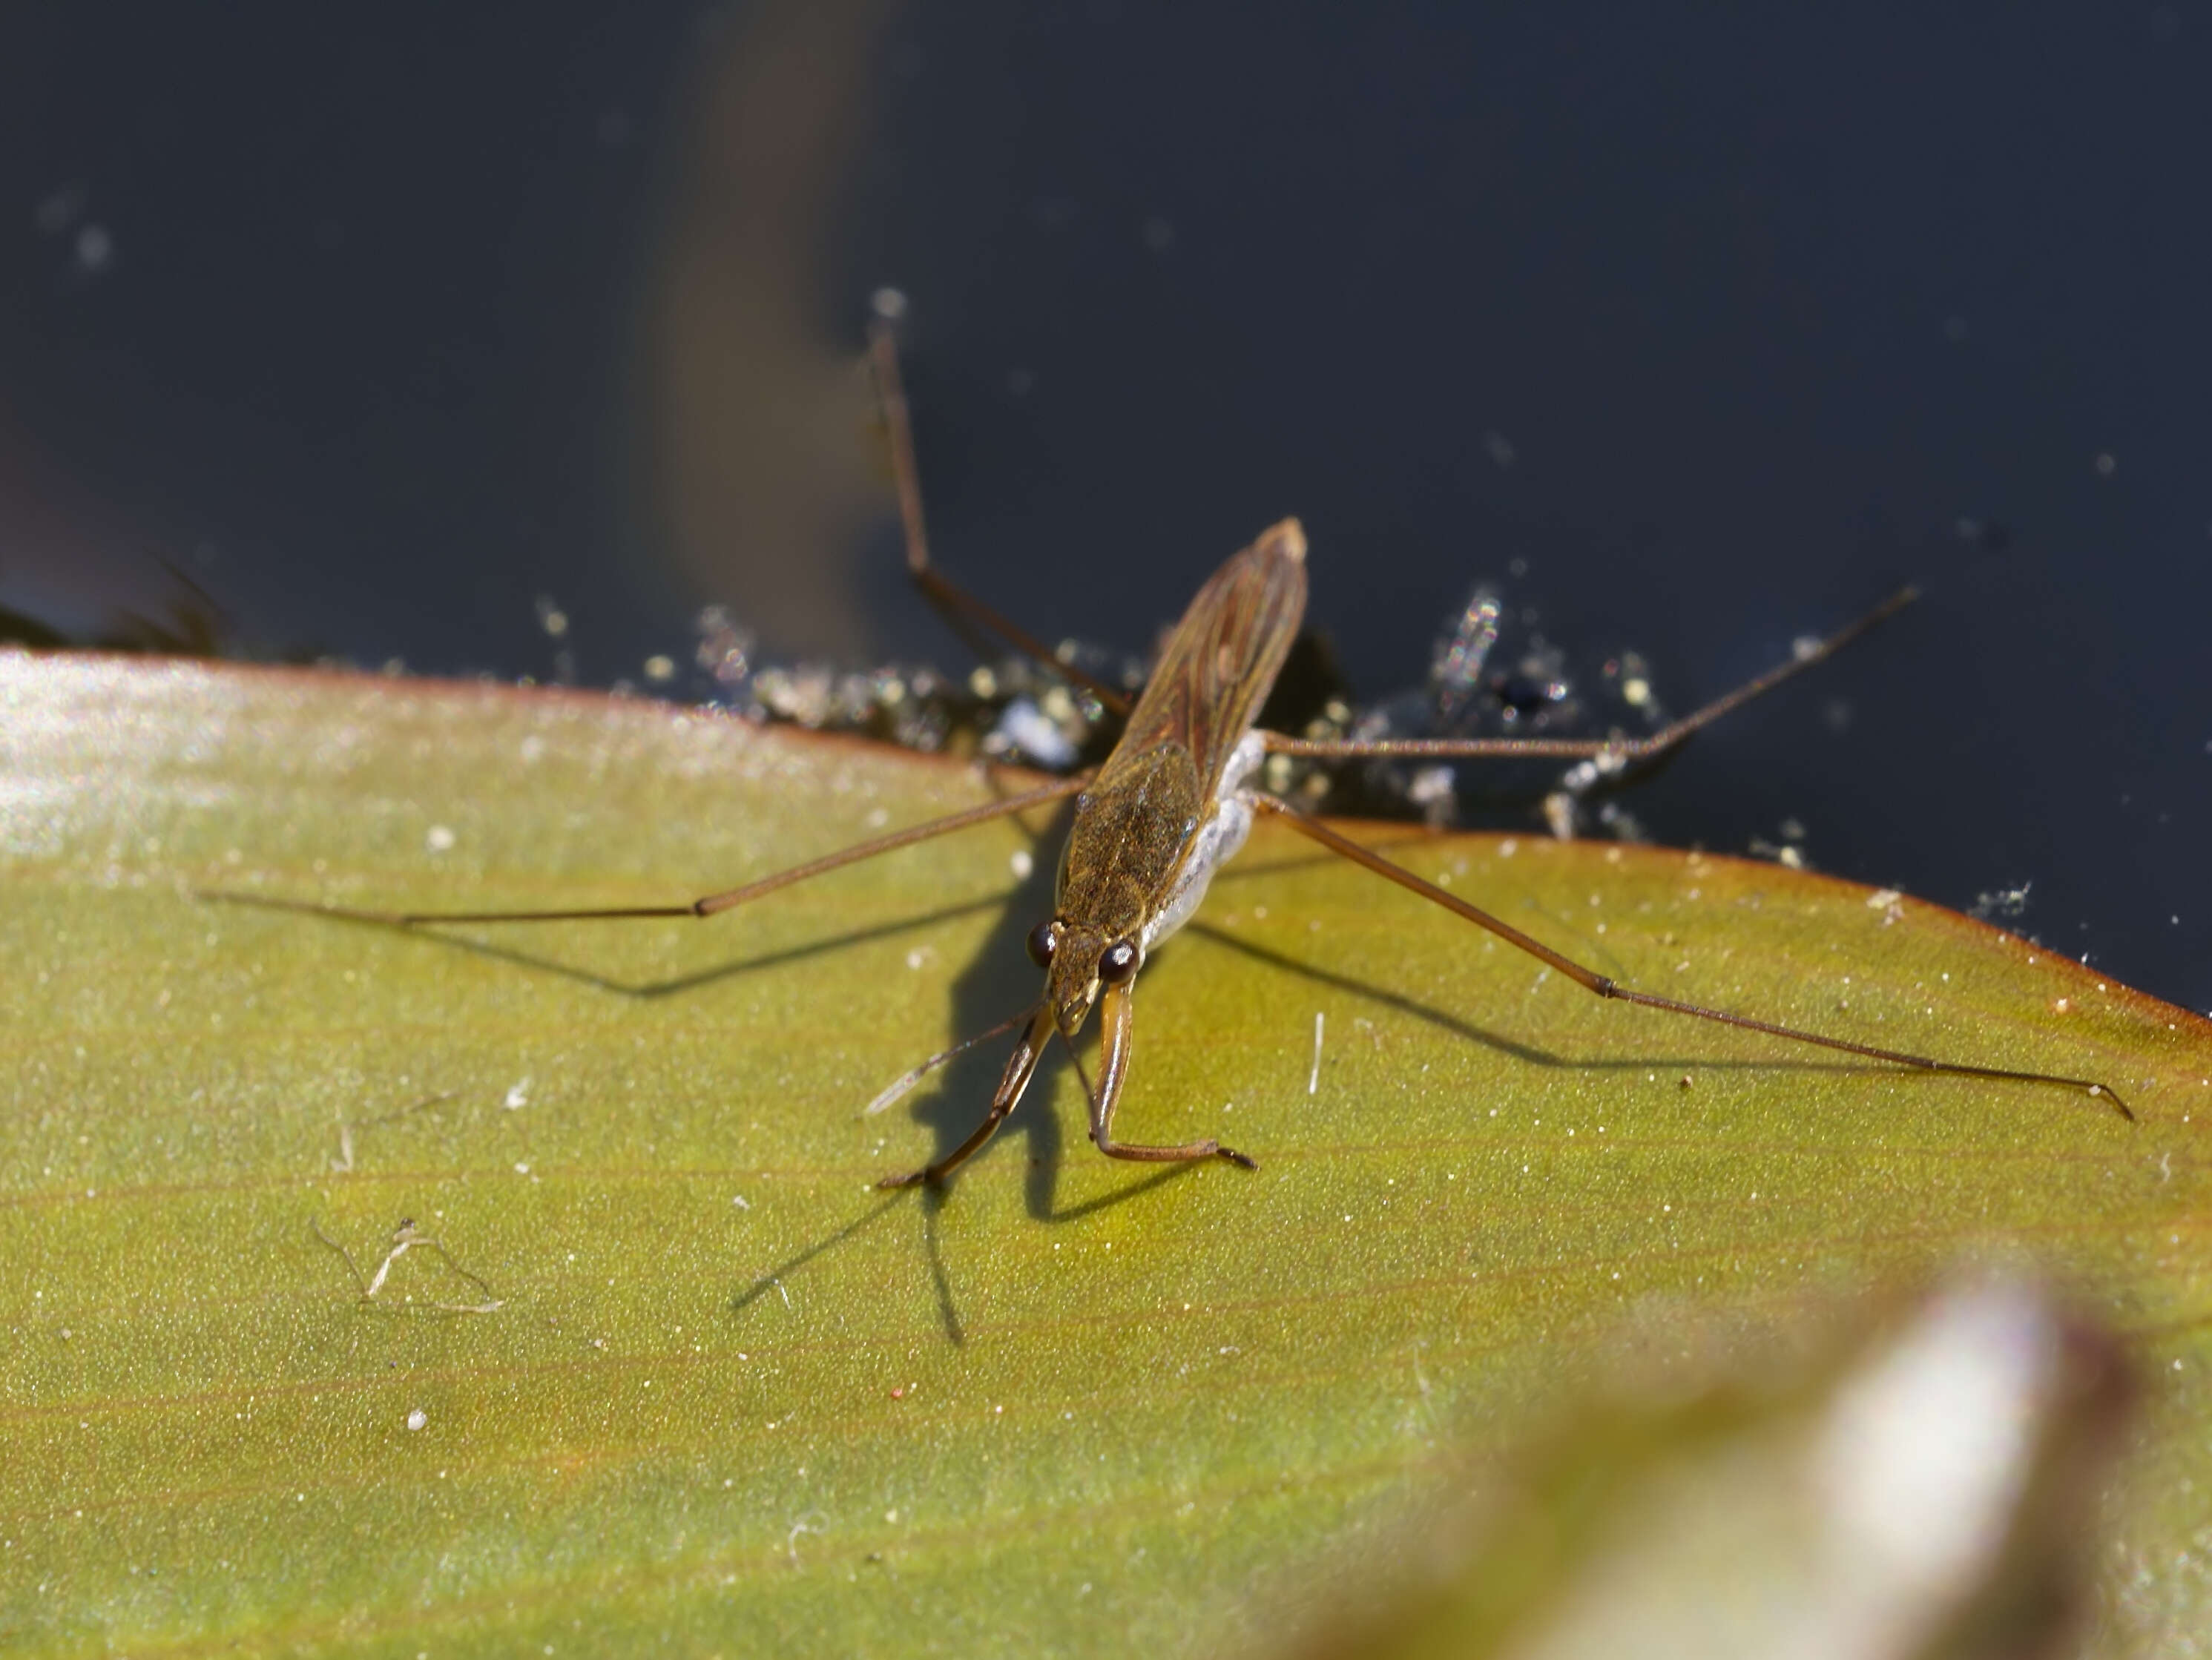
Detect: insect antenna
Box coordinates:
(863, 1004, 1041, 1117)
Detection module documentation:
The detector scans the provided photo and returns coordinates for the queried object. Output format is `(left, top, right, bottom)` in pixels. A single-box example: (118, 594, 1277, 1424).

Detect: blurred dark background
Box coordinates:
(1, 1, 2205, 1013)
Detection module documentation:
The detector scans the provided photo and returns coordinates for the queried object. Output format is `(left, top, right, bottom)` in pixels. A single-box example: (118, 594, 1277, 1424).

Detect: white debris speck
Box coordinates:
(732, 1194, 750, 1209)
(1308, 1012, 1325, 1096)
(406, 1409, 427, 1432)
(514, 1162, 530, 1176)
(1010, 849, 1035, 881)
(993, 697, 1077, 768)
(74, 223, 113, 272)
(504, 1079, 530, 1110)
(1969, 881, 2032, 920)
(425, 825, 457, 854)
(1408, 765, 1455, 808)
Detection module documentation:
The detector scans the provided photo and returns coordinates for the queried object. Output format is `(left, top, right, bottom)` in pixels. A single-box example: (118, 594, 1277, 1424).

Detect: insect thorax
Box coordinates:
(1143, 729, 1268, 953)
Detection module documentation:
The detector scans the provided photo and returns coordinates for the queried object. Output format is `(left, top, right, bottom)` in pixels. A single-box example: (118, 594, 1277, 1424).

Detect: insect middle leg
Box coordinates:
(1246, 792, 2127, 1115)
(204, 773, 1088, 929)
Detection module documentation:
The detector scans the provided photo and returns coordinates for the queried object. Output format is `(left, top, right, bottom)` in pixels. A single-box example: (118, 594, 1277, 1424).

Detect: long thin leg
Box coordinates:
(1248, 793, 2130, 1116)
(202, 774, 1088, 928)
(1261, 587, 1916, 765)
(866, 316, 1133, 719)
(1084, 980, 1256, 1167)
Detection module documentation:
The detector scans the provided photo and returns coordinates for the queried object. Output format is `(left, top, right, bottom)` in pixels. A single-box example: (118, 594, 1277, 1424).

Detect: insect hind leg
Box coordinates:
(866, 306, 1131, 717)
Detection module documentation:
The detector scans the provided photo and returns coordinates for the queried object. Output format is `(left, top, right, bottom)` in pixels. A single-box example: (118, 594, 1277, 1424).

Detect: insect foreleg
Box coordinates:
(878, 1004, 1061, 1188)
(1084, 981, 1257, 1168)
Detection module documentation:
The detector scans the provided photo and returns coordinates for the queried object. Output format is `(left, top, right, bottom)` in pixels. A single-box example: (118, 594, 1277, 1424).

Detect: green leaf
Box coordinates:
(4, 655, 2208, 1657)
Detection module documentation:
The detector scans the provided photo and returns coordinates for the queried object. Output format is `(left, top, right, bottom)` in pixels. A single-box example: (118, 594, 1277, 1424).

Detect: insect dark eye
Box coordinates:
(1096, 941, 1139, 985)
(1025, 920, 1058, 967)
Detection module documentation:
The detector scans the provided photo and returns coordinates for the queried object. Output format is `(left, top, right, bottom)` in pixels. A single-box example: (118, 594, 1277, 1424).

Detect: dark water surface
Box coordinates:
(3, 2, 2205, 1012)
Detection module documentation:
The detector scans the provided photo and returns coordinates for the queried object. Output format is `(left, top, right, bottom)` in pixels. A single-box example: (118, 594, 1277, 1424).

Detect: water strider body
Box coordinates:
(871, 505, 2125, 1189)
(217, 318, 2127, 1187)
(946, 518, 1306, 1182)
